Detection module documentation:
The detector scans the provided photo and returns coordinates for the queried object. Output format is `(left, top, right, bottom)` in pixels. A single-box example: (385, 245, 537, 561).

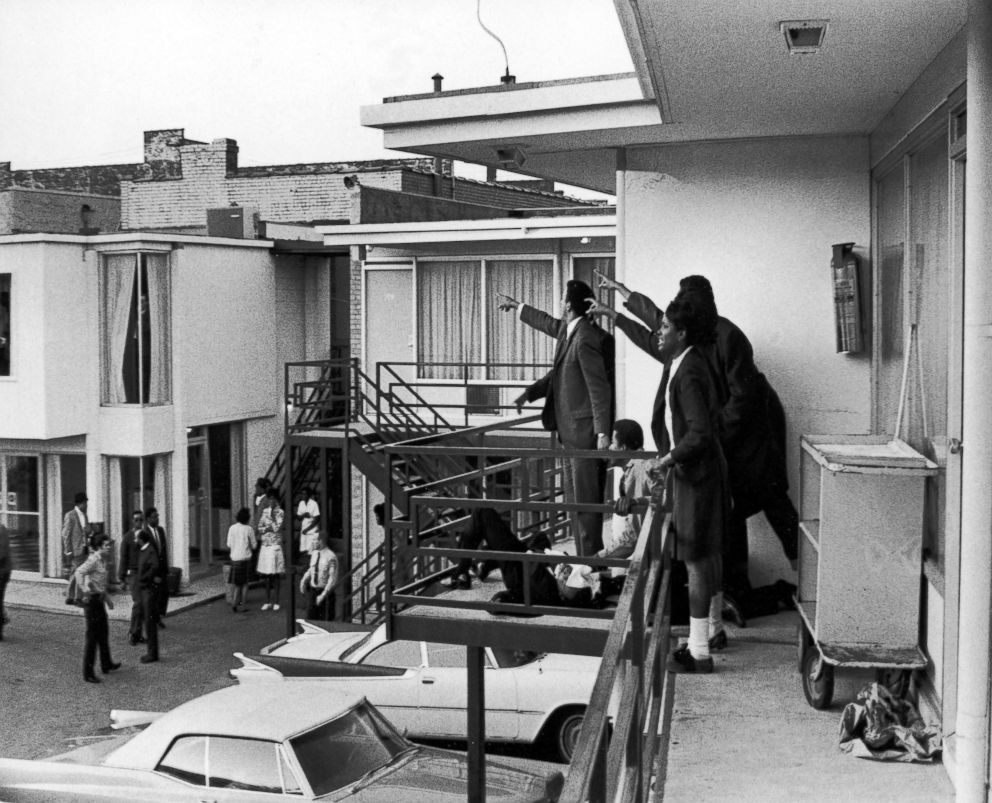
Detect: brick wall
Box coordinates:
(0, 189, 120, 234)
(401, 171, 590, 209)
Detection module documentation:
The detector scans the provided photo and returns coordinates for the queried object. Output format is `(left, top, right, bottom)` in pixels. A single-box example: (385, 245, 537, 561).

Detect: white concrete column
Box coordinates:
(956, 4, 992, 801)
(615, 147, 628, 419)
(169, 248, 191, 587)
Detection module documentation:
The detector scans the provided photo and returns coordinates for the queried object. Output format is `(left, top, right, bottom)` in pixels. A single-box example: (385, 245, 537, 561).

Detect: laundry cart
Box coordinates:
(795, 434, 938, 709)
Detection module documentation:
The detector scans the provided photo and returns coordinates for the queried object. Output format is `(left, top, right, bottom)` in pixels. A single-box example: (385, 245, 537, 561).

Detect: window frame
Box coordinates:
(0, 272, 11, 378)
(412, 253, 561, 383)
(98, 248, 173, 407)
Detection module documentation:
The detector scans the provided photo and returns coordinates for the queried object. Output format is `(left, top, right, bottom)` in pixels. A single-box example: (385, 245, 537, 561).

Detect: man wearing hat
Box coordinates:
(500, 279, 614, 555)
(62, 491, 92, 605)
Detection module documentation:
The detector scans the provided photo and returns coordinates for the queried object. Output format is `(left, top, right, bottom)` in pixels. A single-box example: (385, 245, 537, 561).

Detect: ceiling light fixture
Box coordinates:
(780, 19, 828, 55)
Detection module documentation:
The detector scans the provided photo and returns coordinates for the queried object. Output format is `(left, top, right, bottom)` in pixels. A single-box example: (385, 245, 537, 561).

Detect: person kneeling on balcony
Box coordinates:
(651, 296, 730, 674)
(590, 419, 655, 596)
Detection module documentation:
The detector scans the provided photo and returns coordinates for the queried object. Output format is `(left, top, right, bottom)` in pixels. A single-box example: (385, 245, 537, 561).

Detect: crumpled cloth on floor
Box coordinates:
(839, 682, 942, 762)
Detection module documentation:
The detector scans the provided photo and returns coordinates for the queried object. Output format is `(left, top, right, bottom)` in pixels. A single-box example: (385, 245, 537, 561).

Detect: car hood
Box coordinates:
(354, 746, 562, 802)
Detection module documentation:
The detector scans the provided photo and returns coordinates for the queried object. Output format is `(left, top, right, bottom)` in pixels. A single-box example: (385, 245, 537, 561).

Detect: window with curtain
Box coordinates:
(486, 259, 553, 380)
(102, 252, 171, 404)
(873, 122, 951, 570)
(417, 260, 481, 379)
(0, 273, 10, 376)
(1, 453, 41, 573)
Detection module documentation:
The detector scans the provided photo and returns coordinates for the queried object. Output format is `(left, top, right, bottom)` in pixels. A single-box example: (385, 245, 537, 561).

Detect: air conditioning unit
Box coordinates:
(466, 385, 501, 416)
(206, 206, 258, 239)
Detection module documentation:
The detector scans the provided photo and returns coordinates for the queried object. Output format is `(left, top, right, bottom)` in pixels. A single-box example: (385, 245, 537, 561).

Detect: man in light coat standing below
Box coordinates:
(503, 279, 614, 555)
(62, 492, 92, 605)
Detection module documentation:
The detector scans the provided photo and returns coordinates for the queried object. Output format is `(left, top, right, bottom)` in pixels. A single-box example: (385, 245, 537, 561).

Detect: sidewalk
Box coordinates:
(4, 568, 228, 621)
(662, 610, 954, 802)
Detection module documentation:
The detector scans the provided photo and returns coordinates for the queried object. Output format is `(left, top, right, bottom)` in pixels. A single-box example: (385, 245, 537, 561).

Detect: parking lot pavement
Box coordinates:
(0, 593, 294, 760)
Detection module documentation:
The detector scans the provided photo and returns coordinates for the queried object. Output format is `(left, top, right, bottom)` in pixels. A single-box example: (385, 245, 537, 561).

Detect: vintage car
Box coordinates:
(0, 683, 563, 802)
(231, 621, 605, 762)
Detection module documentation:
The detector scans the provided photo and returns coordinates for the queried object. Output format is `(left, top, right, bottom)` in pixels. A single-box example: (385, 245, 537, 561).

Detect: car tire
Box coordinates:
(546, 707, 585, 763)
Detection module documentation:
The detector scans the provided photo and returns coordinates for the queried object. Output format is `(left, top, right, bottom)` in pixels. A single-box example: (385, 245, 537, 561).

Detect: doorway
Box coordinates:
(187, 422, 247, 566)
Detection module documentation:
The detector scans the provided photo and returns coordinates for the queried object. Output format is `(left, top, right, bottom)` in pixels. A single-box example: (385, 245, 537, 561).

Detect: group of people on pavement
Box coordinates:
(225, 480, 338, 621)
(62, 492, 170, 683)
(497, 271, 798, 674)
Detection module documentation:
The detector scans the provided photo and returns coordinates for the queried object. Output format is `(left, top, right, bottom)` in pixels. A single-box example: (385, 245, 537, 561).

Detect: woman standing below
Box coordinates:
(256, 488, 286, 611)
(299, 531, 338, 620)
(651, 296, 729, 674)
(76, 533, 121, 683)
(226, 507, 256, 612)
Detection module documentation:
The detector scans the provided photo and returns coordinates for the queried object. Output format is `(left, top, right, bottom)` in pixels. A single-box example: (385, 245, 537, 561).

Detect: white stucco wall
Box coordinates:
(622, 135, 872, 584)
(0, 240, 95, 440)
(174, 244, 277, 426)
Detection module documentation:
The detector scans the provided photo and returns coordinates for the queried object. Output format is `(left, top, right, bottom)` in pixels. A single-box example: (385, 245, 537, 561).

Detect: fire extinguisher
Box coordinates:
(831, 242, 862, 354)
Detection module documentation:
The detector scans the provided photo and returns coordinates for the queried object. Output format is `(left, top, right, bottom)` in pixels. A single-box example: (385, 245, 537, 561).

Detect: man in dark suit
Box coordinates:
(118, 510, 147, 646)
(136, 529, 160, 663)
(501, 279, 614, 555)
(144, 507, 169, 624)
(595, 271, 798, 621)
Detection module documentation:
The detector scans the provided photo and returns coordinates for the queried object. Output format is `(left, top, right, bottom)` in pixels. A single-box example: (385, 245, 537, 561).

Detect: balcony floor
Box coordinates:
(662, 610, 953, 802)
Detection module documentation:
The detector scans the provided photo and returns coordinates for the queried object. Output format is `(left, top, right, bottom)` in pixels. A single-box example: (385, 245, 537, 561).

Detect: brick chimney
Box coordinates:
(143, 129, 187, 180)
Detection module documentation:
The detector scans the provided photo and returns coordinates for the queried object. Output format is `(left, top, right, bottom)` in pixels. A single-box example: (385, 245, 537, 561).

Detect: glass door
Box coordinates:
(187, 438, 211, 566)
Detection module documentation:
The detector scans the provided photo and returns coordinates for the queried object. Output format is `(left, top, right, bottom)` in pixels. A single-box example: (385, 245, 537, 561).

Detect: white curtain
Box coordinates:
(144, 254, 171, 404)
(44, 454, 62, 578)
(106, 457, 123, 580)
(417, 261, 481, 380)
(486, 259, 554, 381)
(154, 454, 170, 533)
(104, 255, 137, 404)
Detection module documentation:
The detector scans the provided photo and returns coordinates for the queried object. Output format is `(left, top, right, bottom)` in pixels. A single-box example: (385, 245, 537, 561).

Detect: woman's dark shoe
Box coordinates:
(102, 662, 122, 673)
(672, 644, 714, 674)
(83, 674, 101, 684)
(709, 630, 728, 651)
(140, 654, 158, 663)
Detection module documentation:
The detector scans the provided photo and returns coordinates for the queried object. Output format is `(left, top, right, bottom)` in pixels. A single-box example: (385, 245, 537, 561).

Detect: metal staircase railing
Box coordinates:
(282, 356, 551, 626)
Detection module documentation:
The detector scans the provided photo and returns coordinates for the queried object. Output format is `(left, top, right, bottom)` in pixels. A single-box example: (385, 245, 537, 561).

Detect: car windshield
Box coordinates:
(491, 648, 540, 668)
(290, 701, 412, 795)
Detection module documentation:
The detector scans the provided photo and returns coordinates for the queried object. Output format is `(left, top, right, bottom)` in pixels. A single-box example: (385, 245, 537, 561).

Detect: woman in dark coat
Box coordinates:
(651, 296, 730, 674)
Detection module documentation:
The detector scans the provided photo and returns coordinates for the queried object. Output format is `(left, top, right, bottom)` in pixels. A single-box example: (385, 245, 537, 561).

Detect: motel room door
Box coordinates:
(364, 265, 414, 386)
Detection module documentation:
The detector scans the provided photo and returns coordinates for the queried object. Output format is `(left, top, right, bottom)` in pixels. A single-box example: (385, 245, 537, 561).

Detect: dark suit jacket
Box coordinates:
(118, 529, 142, 584)
(621, 291, 787, 497)
(145, 525, 169, 580)
(137, 545, 160, 590)
(519, 306, 613, 448)
(654, 348, 728, 560)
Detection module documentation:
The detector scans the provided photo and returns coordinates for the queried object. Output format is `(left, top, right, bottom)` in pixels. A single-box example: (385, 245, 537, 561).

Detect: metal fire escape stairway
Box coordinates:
(277, 358, 494, 624)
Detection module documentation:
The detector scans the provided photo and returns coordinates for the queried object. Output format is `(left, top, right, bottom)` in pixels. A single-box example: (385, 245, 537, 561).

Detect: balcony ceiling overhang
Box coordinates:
(317, 215, 617, 248)
(362, 0, 967, 194)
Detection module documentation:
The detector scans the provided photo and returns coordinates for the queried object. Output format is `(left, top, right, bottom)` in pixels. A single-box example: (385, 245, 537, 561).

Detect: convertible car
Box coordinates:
(231, 621, 605, 762)
(0, 683, 563, 802)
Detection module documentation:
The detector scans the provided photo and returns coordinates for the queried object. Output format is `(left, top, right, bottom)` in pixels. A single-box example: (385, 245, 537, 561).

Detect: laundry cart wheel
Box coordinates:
(801, 645, 834, 710)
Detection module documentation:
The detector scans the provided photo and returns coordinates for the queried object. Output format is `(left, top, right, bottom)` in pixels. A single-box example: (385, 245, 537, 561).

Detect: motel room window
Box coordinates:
(101, 252, 172, 405)
(0, 454, 41, 573)
(417, 258, 555, 381)
(0, 273, 10, 376)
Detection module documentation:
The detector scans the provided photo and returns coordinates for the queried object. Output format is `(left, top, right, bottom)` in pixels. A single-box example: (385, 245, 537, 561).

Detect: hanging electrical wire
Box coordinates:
(476, 0, 514, 83)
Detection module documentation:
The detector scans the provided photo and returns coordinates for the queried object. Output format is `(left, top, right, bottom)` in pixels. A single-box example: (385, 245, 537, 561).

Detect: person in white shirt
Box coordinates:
(295, 488, 321, 555)
(299, 531, 338, 620)
(226, 507, 257, 612)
